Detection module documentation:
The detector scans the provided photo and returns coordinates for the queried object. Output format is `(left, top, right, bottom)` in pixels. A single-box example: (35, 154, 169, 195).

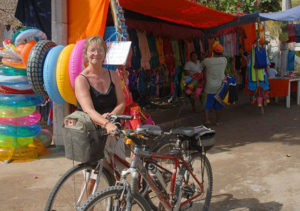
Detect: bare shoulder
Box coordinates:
(75, 70, 89, 88)
(109, 70, 119, 82)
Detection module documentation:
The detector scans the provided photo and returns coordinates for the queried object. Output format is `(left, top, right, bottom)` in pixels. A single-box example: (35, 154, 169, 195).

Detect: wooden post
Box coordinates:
(110, 0, 122, 41)
(51, 0, 69, 146)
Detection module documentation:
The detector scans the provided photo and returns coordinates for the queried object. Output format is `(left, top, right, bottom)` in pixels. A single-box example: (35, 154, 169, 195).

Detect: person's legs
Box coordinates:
(204, 109, 210, 124)
(213, 95, 224, 124)
(204, 94, 214, 124)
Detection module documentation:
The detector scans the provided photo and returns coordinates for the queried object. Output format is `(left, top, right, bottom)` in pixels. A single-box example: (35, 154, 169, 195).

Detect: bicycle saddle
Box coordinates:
(136, 125, 162, 136)
(171, 125, 215, 137)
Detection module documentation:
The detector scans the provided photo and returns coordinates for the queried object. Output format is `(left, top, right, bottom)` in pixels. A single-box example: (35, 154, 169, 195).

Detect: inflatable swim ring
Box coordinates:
(35, 129, 52, 148)
(0, 75, 29, 85)
(27, 40, 56, 97)
(2, 58, 26, 69)
(0, 123, 41, 137)
(15, 28, 47, 47)
(69, 39, 85, 89)
(2, 83, 32, 90)
(0, 94, 44, 107)
(43, 45, 66, 104)
(0, 65, 26, 76)
(0, 110, 41, 126)
(0, 106, 36, 118)
(0, 135, 33, 147)
(0, 85, 33, 94)
(0, 138, 47, 162)
(11, 27, 35, 44)
(56, 44, 77, 105)
(21, 40, 37, 65)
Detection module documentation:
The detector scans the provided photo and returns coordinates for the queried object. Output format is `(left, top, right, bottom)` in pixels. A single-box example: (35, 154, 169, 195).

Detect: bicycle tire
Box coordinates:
(186, 152, 213, 211)
(45, 162, 114, 211)
(145, 146, 213, 211)
(79, 186, 151, 211)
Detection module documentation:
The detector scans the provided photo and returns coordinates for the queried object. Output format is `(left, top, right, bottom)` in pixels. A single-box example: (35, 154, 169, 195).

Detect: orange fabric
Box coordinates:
(213, 43, 223, 53)
(119, 0, 235, 29)
(68, 0, 110, 44)
(269, 79, 289, 97)
(241, 23, 256, 52)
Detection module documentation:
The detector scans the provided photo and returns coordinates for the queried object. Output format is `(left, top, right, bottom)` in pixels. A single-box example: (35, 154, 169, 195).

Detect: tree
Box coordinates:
(195, 0, 281, 14)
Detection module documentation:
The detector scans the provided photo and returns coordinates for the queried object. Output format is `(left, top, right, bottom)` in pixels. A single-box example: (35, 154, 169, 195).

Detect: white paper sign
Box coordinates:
(103, 41, 132, 65)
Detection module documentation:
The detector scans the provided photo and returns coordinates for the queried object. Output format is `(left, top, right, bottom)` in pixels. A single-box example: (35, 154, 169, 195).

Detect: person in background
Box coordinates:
(183, 51, 204, 112)
(202, 44, 227, 126)
(267, 62, 278, 78)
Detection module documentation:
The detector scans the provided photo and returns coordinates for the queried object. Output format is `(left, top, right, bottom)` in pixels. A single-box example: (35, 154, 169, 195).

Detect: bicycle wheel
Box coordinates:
(45, 162, 114, 211)
(79, 186, 151, 211)
(183, 152, 213, 211)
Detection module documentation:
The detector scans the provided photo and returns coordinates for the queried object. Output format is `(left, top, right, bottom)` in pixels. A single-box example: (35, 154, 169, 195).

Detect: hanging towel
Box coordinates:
(287, 50, 295, 71)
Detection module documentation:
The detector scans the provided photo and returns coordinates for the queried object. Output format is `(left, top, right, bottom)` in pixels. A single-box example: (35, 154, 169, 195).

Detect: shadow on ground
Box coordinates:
(210, 194, 283, 211)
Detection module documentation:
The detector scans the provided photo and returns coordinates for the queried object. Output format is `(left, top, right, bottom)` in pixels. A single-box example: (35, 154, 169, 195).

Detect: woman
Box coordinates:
(75, 35, 125, 133)
(74, 35, 125, 198)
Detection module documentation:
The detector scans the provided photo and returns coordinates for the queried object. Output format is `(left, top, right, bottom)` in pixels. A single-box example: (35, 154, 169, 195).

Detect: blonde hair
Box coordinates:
(83, 36, 107, 64)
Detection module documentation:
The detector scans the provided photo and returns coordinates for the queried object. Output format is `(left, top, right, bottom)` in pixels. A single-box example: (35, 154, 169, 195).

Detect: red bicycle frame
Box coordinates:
(139, 152, 204, 210)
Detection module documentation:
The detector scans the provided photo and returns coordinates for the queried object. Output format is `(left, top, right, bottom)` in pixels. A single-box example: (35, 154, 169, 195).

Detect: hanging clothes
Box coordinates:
(155, 36, 165, 65)
(15, 0, 52, 39)
(137, 30, 151, 70)
(172, 39, 182, 67)
(254, 46, 268, 69)
(128, 29, 141, 70)
(248, 47, 270, 92)
(146, 33, 160, 69)
(287, 50, 295, 71)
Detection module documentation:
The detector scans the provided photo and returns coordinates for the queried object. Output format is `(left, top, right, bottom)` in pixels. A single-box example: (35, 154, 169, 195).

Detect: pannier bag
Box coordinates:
(63, 111, 107, 163)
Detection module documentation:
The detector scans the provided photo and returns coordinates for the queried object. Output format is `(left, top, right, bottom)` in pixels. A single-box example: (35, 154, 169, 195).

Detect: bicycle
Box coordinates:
(79, 124, 215, 211)
(45, 114, 137, 211)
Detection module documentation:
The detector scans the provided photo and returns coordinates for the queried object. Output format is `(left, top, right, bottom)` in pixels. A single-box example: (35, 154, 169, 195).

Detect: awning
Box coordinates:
(208, 5, 300, 33)
(119, 0, 236, 29)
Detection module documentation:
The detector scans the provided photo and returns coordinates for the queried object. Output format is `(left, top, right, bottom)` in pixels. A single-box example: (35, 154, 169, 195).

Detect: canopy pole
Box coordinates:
(51, 0, 69, 146)
(110, 0, 121, 41)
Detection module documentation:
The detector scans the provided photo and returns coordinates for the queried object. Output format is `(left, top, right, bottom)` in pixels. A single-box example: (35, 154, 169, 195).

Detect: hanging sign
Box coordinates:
(103, 41, 131, 65)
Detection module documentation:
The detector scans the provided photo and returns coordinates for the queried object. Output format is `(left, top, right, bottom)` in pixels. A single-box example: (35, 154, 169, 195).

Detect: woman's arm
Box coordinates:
(110, 71, 125, 115)
(74, 75, 113, 130)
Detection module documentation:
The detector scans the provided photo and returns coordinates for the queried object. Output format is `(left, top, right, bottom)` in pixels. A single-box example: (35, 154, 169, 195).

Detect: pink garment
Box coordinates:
(137, 30, 151, 69)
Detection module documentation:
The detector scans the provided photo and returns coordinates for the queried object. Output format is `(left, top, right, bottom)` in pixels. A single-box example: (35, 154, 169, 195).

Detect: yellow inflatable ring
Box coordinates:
(2, 58, 26, 69)
(0, 139, 47, 162)
(56, 44, 77, 105)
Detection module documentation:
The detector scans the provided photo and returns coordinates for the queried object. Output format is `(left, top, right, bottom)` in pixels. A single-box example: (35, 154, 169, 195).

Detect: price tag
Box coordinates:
(103, 41, 132, 65)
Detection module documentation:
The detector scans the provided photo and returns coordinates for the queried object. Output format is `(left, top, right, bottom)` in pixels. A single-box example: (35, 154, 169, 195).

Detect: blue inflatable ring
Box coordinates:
(0, 94, 44, 107)
(0, 123, 41, 137)
(43, 45, 66, 104)
(3, 83, 32, 90)
(0, 75, 29, 85)
(0, 65, 27, 76)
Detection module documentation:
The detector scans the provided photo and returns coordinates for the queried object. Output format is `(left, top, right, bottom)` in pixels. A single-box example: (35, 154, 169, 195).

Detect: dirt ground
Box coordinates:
(1, 94, 300, 211)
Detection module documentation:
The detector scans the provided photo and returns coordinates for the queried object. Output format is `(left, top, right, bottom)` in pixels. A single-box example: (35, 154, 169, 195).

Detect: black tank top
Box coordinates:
(77, 71, 117, 114)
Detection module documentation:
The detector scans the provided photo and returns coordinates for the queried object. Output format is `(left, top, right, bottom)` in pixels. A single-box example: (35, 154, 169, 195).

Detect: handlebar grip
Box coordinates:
(107, 115, 133, 121)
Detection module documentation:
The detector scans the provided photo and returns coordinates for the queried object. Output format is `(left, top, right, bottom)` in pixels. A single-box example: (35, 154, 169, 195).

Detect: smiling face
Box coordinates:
(83, 36, 107, 66)
(86, 42, 106, 65)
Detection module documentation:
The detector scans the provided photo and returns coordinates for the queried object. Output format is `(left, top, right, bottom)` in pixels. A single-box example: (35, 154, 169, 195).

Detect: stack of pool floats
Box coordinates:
(0, 26, 126, 162)
(0, 27, 49, 162)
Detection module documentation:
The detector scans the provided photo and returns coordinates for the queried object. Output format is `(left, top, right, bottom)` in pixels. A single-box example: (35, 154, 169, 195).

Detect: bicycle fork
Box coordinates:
(76, 160, 104, 206)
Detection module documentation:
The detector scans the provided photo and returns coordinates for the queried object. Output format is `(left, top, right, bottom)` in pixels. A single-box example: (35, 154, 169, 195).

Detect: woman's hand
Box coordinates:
(104, 122, 118, 135)
(102, 112, 111, 119)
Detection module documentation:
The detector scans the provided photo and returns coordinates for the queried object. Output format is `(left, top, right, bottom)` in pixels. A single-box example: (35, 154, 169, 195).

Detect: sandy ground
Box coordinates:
(1, 94, 300, 211)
